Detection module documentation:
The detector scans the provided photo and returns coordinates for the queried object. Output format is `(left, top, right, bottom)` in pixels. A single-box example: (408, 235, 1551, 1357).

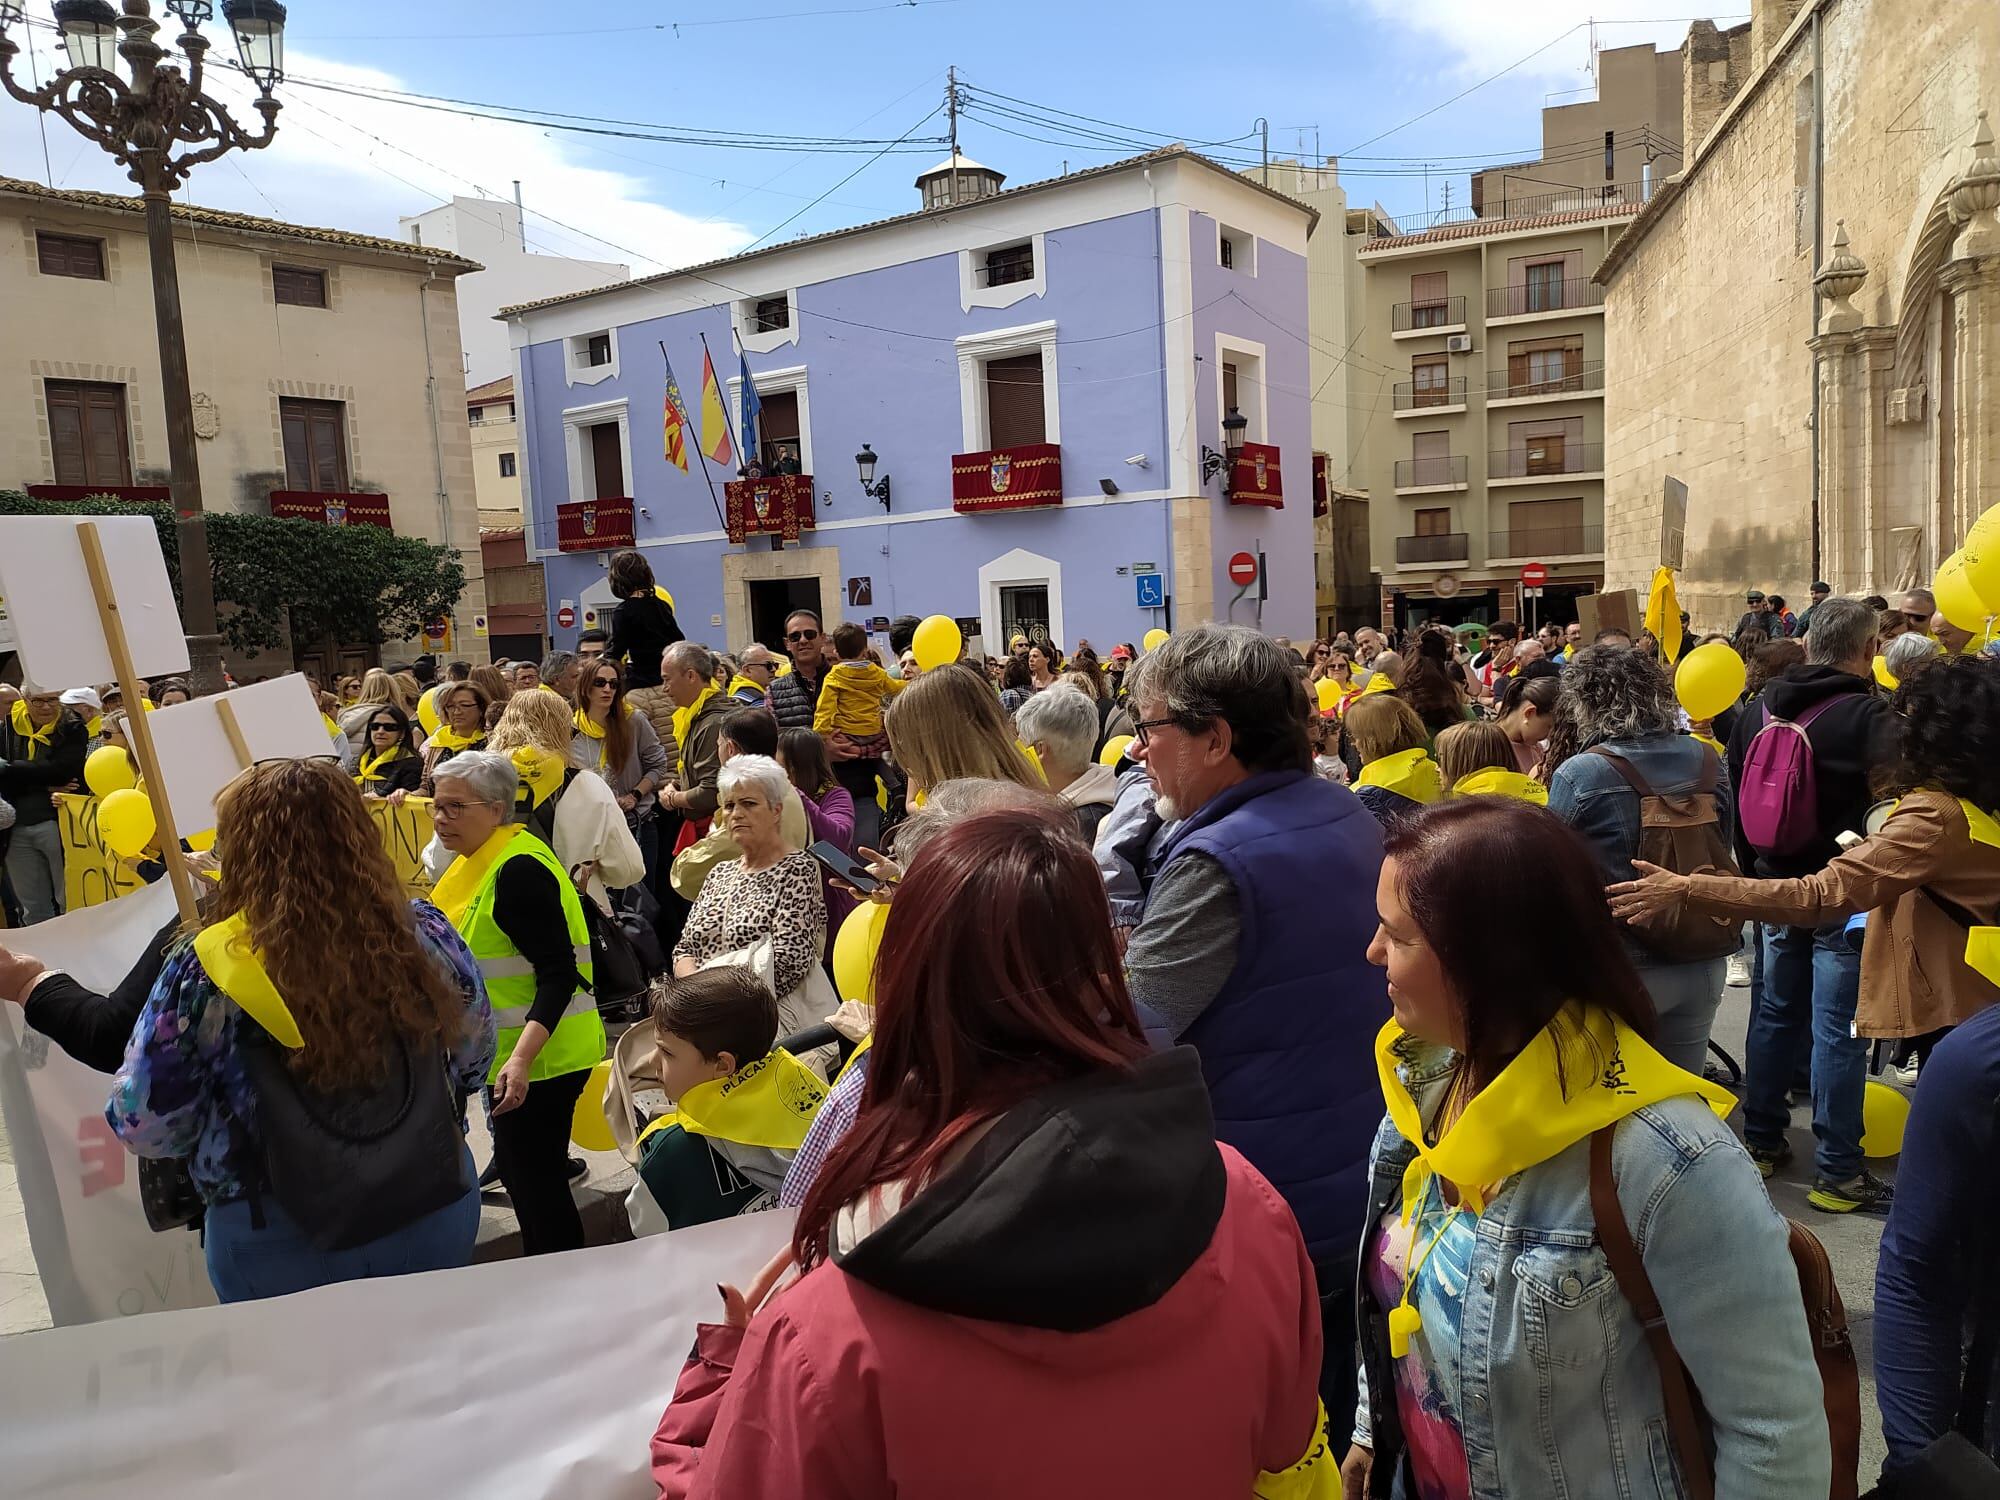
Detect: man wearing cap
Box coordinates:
(1796, 581, 1832, 637)
(1, 682, 88, 924)
(1734, 590, 1773, 642)
(1106, 642, 1134, 701)
(59, 688, 103, 746)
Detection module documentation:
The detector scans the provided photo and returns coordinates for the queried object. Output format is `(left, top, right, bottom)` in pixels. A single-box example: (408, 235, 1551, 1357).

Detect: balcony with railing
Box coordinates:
(1396, 532, 1470, 566)
(1391, 295, 1466, 334)
(1489, 442, 1604, 482)
(1392, 376, 1467, 413)
(1486, 278, 1605, 319)
(1488, 524, 1605, 560)
(1393, 454, 1469, 491)
(1487, 363, 1605, 402)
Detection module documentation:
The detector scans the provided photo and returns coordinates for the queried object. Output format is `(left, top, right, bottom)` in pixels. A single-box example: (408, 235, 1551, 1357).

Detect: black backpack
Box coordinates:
(236, 1022, 469, 1251)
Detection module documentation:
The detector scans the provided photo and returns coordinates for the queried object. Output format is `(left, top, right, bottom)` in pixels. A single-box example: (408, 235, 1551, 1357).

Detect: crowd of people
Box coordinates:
(3, 552, 1999, 1498)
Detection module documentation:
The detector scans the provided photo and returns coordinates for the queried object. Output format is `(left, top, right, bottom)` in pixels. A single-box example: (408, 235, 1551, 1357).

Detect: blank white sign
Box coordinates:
(0, 515, 190, 685)
(145, 674, 337, 836)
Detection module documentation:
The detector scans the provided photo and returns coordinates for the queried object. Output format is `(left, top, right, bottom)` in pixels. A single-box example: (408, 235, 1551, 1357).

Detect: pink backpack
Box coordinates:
(1737, 698, 1837, 857)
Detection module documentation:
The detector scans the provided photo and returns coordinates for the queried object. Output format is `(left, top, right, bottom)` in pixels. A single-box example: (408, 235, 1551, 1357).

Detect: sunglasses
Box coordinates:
(787, 628, 820, 643)
(369, 720, 401, 732)
(590, 677, 618, 689)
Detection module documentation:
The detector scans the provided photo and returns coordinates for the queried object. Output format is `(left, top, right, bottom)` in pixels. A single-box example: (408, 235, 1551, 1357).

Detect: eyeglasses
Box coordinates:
(431, 798, 496, 821)
(746, 659, 776, 671)
(1131, 714, 1193, 748)
(786, 628, 820, 643)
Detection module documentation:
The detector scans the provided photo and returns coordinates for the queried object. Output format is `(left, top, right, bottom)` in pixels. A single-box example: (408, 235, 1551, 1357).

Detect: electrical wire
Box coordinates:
(300, 1, 969, 43)
(737, 103, 946, 252)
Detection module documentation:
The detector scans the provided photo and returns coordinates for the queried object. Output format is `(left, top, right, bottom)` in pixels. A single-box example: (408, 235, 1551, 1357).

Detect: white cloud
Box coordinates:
(0, 22, 753, 276)
(1346, 1, 1740, 83)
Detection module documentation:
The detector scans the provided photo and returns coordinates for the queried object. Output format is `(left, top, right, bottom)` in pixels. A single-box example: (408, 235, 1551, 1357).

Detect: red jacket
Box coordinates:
(652, 1051, 1324, 1498)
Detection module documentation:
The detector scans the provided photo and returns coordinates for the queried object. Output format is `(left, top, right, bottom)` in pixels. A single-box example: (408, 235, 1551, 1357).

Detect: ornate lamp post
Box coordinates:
(0, 0, 287, 693)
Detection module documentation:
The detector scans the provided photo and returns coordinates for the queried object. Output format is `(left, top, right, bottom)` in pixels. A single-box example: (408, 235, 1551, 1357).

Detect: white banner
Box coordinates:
(0, 881, 216, 1324)
(0, 1209, 793, 1498)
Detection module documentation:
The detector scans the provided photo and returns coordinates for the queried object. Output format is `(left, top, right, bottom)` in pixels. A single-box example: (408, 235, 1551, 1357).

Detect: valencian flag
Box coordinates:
(661, 351, 690, 472)
(699, 349, 734, 468)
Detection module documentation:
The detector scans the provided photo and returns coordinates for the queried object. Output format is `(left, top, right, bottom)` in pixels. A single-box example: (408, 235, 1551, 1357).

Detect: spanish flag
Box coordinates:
(661, 350, 690, 472)
(699, 350, 733, 468)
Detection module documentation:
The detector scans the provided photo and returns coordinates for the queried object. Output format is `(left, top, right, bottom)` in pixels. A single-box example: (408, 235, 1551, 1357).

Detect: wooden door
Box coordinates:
(46, 380, 131, 488)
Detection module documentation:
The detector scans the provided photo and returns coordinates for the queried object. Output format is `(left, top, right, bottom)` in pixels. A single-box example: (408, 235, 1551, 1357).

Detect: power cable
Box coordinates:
(302, 1, 969, 42)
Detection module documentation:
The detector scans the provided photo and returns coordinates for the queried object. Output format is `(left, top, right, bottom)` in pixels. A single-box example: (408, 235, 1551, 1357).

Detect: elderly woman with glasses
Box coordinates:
(430, 750, 605, 1256)
(354, 703, 424, 802)
(419, 681, 491, 796)
(671, 754, 826, 1036)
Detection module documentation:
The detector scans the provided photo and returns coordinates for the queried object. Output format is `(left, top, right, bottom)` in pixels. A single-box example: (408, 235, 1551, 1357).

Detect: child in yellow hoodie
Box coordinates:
(812, 621, 904, 754)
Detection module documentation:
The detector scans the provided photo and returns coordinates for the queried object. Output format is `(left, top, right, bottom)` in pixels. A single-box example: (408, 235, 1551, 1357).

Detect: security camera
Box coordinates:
(1123, 453, 1149, 468)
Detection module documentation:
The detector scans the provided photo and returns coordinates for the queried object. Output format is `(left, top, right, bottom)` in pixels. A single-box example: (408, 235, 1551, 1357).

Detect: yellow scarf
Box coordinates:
(1361, 671, 1397, 697)
(1356, 746, 1441, 805)
(1872, 654, 1899, 690)
(320, 712, 341, 739)
(9, 700, 54, 757)
(671, 684, 719, 778)
(510, 745, 568, 809)
(430, 823, 525, 930)
(638, 1049, 828, 1152)
(194, 910, 304, 1049)
(87, 714, 103, 739)
(726, 673, 763, 701)
(572, 706, 628, 768)
(1376, 1005, 1734, 1222)
(354, 746, 410, 789)
(1451, 767, 1548, 805)
(428, 724, 485, 753)
(1970, 927, 2000, 986)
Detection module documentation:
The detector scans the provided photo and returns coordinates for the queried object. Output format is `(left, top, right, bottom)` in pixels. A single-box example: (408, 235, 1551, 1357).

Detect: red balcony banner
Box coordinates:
(722, 474, 814, 545)
(25, 483, 173, 505)
(555, 496, 638, 553)
(269, 491, 393, 529)
(951, 443, 1062, 514)
(1228, 443, 1284, 509)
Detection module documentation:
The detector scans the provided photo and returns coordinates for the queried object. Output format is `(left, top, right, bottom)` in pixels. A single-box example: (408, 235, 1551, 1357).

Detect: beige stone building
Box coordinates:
(468, 375, 523, 529)
(1599, 0, 2000, 627)
(0, 177, 488, 676)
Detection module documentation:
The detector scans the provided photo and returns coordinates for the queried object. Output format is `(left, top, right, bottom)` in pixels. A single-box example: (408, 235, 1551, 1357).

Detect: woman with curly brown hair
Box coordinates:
(105, 759, 496, 1303)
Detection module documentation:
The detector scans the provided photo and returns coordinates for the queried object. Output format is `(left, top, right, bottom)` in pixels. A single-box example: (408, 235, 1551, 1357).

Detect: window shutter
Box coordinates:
(1410, 271, 1447, 304)
(38, 234, 105, 280)
(47, 386, 89, 485)
(46, 381, 129, 486)
(273, 266, 328, 307)
(985, 353, 1045, 449)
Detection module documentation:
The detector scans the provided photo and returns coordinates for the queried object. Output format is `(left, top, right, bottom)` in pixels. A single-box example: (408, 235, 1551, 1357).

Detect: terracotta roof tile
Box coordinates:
(466, 375, 514, 402)
(1358, 199, 1642, 252)
(0, 176, 480, 269)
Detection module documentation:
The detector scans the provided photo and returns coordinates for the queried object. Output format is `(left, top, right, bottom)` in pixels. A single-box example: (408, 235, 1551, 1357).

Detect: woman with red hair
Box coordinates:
(651, 806, 1326, 1499)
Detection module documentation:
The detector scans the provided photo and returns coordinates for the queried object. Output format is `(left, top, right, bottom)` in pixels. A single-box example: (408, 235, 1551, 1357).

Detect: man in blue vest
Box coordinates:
(1122, 624, 1388, 1428)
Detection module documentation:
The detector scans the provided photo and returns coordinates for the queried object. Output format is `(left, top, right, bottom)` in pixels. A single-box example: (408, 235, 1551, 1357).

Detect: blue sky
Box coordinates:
(0, 2, 1743, 274)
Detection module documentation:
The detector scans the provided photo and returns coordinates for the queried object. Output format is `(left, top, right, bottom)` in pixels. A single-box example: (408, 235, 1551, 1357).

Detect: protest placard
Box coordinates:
(0, 515, 188, 686)
(143, 675, 340, 839)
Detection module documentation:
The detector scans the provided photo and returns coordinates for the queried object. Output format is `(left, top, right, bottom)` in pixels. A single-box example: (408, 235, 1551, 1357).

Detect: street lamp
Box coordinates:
(0, 0, 286, 695)
(1200, 406, 1249, 495)
(855, 444, 891, 512)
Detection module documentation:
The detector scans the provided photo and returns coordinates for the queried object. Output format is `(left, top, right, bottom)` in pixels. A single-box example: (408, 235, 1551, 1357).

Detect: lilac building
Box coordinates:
(503, 147, 1318, 658)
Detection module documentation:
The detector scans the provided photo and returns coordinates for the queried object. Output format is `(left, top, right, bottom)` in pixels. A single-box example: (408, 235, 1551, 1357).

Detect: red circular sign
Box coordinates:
(556, 605, 576, 629)
(1520, 563, 1548, 588)
(1228, 551, 1259, 587)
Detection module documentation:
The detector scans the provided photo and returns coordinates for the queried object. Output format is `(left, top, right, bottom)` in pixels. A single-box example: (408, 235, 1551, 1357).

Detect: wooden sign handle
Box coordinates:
(214, 698, 254, 771)
(76, 522, 200, 929)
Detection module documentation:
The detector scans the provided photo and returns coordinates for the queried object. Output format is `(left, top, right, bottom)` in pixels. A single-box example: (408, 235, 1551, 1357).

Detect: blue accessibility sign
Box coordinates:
(1134, 572, 1165, 608)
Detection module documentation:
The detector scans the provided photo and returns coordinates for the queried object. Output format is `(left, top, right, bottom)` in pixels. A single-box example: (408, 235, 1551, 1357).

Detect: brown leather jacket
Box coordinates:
(1683, 789, 2000, 1038)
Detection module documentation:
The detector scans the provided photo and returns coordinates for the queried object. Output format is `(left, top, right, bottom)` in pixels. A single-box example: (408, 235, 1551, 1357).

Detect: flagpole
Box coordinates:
(698, 329, 746, 472)
(664, 339, 728, 531)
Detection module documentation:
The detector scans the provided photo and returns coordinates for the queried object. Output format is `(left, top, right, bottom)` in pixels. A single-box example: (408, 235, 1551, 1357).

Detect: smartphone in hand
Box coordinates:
(807, 840, 880, 893)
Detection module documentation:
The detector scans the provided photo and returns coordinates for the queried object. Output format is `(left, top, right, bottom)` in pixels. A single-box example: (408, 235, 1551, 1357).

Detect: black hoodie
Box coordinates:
(1725, 663, 1892, 879)
(833, 1047, 1229, 1332)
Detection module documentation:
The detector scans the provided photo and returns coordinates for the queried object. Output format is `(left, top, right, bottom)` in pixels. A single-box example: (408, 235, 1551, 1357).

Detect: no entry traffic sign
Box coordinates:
(1228, 551, 1259, 587)
(1520, 562, 1548, 588)
(556, 604, 576, 629)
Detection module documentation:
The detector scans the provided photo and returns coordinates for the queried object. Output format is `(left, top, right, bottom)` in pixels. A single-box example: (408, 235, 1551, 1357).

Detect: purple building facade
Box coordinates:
(505, 148, 1318, 660)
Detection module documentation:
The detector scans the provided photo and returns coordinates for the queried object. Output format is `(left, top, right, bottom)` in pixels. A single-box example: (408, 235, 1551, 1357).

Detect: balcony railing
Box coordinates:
(1488, 524, 1605, 560)
(1397, 532, 1470, 565)
(1392, 376, 1467, 411)
(1489, 442, 1604, 479)
(1487, 363, 1605, 400)
(1394, 454, 1468, 488)
(1486, 278, 1605, 318)
(1391, 295, 1466, 332)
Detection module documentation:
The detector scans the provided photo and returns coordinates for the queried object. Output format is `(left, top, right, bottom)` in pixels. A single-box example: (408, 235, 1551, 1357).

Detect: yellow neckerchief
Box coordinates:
(1969, 927, 2000, 986)
(193, 910, 305, 1049)
(427, 723, 485, 753)
(726, 673, 763, 700)
(1375, 1005, 1734, 1224)
(1451, 767, 1548, 805)
(671, 684, 719, 777)
(572, 704, 629, 768)
(1356, 746, 1441, 805)
(1361, 671, 1397, 697)
(320, 712, 341, 739)
(86, 714, 103, 739)
(354, 745, 411, 788)
(510, 745, 568, 809)
(430, 822, 526, 929)
(1873, 654, 1899, 690)
(832, 1030, 873, 1087)
(1692, 730, 1725, 758)
(637, 1049, 828, 1151)
(1018, 741, 1048, 783)
(9, 700, 54, 757)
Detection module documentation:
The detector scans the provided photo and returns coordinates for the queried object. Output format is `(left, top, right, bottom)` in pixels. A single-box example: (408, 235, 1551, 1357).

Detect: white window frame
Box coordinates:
(956, 319, 1060, 452)
(978, 547, 1065, 657)
(565, 327, 619, 388)
(733, 288, 801, 354)
(724, 363, 813, 476)
(561, 396, 633, 502)
(958, 231, 1046, 313)
(1217, 223, 1257, 277)
(1213, 332, 1269, 444)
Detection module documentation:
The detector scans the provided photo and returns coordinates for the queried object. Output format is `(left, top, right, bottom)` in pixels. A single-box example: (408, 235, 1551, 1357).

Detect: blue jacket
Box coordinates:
(1156, 770, 1386, 1263)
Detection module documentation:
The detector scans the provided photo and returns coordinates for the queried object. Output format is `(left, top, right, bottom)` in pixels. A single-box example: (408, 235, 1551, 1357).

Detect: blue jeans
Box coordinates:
(203, 1146, 480, 1303)
(1744, 920, 1866, 1180)
(1634, 957, 1726, 1076)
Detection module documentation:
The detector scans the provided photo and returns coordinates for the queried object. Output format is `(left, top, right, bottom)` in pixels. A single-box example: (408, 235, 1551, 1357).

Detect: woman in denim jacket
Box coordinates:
(1544, 644, 1736, 1074)
(1341, 800, 1826, 1500)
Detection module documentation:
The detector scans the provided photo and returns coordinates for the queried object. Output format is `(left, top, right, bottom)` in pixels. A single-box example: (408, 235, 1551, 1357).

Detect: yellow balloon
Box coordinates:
(1315, 678, 1339, 712)
(416, 688, 442, 737)
(1861, 1078, 1910, 1157)
(1967, 503, 2000, 562)
(911, 614, 962, 671)
(84, 744, 138, 798)
(98, 788, 156, 860)
(1937, 550, 1999, 634)
(1143, 628, 1170, 653)
(832, 900, 890, 1004)
(187, 828, 217, 853)
(570, 1060, 617, 1153)
(1674, 640, 1747, 722)
(1098, 733, 1134, 766)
